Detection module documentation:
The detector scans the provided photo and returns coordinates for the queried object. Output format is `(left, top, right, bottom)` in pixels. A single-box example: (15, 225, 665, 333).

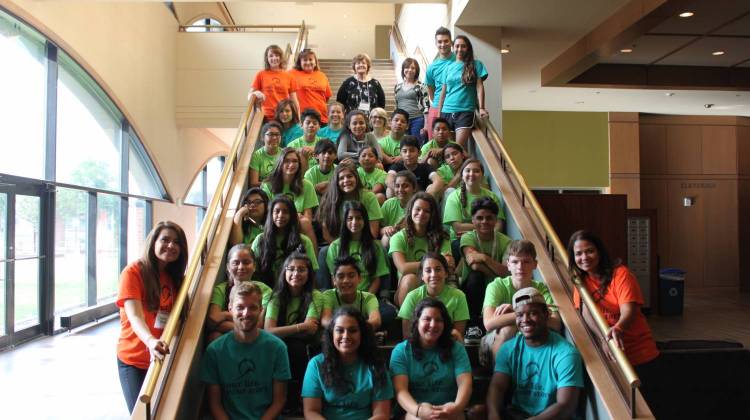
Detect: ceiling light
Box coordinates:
(620, 48, 633, 53)
(501, 44, 510, 54)
(679, 11, 694, 18)
(665, 92, 675, 97)
(712, 51, 725, 56)
(575, 101, 585, 104)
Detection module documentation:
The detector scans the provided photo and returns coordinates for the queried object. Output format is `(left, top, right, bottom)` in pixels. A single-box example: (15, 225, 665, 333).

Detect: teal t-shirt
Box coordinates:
(210, 281, 273, 310)
(420, 139, 455, 159)
(443, 187, 504, 225)
(250, 147, 281, 181)
(357, 167, 387, 191)
(398, 284, 469, 323)
(380, 197, 406, 227)
(388, 230, 451, 275)
(302, 354, 394, 420)
(483, 276, 556, 311)
(326, 238, 390, 291)
(250, 233, 319, 281)
(322, 289, 379, 316)
(459, 230, 512, 281)
(378, 134, 402, 157)
(318, 125, 342, 144)
(199, 330, 291, 419)
(389, 340, 471, 405)
(425, 53, 456, 107)
(261, 179, 319, 213)
(440, 59, 489, 113)
(495, 332, 583, 416)
(304, 164, 336, 193)
(282, 124, 303, 147)
(266, 289, 324, 325)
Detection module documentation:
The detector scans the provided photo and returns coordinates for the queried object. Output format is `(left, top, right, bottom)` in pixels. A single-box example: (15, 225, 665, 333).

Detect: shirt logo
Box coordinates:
(423, 360, 439, 376)
(235, 358, 256, 381)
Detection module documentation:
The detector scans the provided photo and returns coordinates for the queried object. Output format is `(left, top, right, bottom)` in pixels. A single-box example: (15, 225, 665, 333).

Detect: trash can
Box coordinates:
(659, 268, 685, 316)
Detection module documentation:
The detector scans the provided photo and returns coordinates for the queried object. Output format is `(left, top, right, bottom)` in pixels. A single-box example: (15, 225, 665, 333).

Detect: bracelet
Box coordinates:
(416, 403, 422, 418)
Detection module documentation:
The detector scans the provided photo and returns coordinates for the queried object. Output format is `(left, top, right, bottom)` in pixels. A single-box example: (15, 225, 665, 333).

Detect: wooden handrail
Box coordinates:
(178, 24, 302, 32)
(390, 21, 430, 82)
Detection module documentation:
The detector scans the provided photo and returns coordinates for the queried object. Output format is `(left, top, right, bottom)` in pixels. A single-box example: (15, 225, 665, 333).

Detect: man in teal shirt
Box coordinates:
(200, 282, 291, 419)
(424, 27, 455, 139)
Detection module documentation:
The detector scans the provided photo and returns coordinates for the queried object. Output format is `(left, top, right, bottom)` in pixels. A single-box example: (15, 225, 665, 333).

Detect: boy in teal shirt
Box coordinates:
(289, 108, 323, 171)
(303, 139, 337, 198)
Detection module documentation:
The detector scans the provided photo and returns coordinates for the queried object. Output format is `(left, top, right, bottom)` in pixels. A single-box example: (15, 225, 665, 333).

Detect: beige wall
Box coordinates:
(397, 3, 449, 61)
(227, 2, 394, 59)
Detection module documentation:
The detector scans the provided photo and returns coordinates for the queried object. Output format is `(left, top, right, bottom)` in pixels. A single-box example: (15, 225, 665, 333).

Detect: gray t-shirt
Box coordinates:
(337, 131, 383, 161)
(395, 84, 422, 118)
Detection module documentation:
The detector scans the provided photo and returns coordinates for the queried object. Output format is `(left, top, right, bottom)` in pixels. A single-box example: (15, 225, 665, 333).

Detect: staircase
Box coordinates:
(319, 58, 397, 113)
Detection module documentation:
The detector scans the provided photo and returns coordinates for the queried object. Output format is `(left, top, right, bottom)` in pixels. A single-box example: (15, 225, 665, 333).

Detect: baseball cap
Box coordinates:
(512, 287, 547, 310)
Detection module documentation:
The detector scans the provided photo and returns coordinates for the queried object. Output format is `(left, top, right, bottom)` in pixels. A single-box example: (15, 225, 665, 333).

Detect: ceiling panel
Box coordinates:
(602, 35, 696, 64)
(649, 0, 750, 35)
(714, 14, 750, 36)
(656, 36, 750, 66)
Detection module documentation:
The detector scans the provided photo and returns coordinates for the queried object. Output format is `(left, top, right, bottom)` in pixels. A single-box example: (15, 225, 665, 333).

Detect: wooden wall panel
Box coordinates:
(639, 125, 666, 175)
(610, 177, 640, 209)
(702, 126, 737, 175)
(703, 180, 738, 287)
(666, 125, 702, 175)
(667, 180, 705, 289)
(610, 122, 639, 174)
(738, 126, 750, 177)
(640, 179, 669, 262)
(739, 180, 750, 292)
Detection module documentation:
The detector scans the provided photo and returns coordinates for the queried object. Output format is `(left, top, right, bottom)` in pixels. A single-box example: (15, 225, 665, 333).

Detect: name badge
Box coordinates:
(154, 310, 170, 329)
(358, 100, 371, 112)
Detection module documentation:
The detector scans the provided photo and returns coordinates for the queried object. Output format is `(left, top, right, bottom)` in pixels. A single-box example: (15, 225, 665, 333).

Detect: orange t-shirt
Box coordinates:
(251, 69, 298, 120)
(288, 69, 332, 123)
(573, 265, 659, 366)
(116, 262, 176, 369)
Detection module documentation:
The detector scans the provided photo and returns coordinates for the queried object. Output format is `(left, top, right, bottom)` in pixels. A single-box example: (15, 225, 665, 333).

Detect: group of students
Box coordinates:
(115, 25, 661, 420)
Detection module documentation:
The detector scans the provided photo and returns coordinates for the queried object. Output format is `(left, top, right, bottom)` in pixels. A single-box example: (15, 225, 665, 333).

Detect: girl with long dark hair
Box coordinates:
(318, 164, 383, 243)
(443, 158, 503, 236)
(275, 98, 303, 146)
(337, 109, 384, 162)
(229, 187, 269, 246)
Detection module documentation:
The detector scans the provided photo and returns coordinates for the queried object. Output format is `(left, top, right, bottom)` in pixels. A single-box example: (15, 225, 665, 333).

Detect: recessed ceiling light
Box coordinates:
(620, 48, 633, 53)
(712, 51, 725, 56)
(679, 11, 694, 18)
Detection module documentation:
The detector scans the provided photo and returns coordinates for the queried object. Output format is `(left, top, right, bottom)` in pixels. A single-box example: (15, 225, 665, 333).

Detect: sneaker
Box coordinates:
(464, 326, 483, 345)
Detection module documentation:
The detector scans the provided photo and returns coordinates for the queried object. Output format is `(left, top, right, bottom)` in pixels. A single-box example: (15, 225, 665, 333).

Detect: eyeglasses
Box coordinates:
(245, 199, 265, 206)
(265, 132, 281, 138)
(285, 267, 307, 274)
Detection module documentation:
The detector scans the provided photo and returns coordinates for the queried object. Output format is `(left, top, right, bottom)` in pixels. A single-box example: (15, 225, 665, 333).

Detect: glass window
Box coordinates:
(0, 11, 46, 179)
(206, 156, 225, 205)
(56, 52, 122, 192)
(184, 169, 205, 206)
(127, 198, 148, 264)
(96, 193, 120, 303)
(0, 192, 6, 336)
(127, 126, 165, 199)
(14, 194, 40, 330)
(186, 18, 224, 32)
(54, 188, 88, 316)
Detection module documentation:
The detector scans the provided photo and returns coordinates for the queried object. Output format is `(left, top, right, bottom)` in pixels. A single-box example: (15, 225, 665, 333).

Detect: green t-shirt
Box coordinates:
(261, 179, 319, 213)
(266, 289, 324, 325)
(326, 239, 390, 291)
(380, 197, 406, 227)
(199, 330, 291, 420)
(388, 229, 450, 265)
(318, 126, 342, 144)
(351, 190, 383, 221)
(459, 230, 512, 281)
(378, 134, 402, 157)
(304, 164, 336, 193)
(302, 354, 394, 420)
(242, 224, 263, 246)
(289, 135, 322, 168)
(398, 284, 469, 322)
(389, 340, 471, 405)
(250, 147, 281, 181)
(250, 233, 319, 282)
(443, 187, 504, 225)
(357, 166, 387, 191)
(322, 289, 379, 316)
(482, 276, 556, 311)
(436, 164, 455, 184)
(210, 281, 272, 310)
(420, 139, 455, 159)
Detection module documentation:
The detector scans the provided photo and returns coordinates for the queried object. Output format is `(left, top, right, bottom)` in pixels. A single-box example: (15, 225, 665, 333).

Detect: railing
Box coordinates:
(285, 20, 307, 71)
(390, 21, 430, 82)
(178, 24, 302, 32)
(472, 116, 650, 418)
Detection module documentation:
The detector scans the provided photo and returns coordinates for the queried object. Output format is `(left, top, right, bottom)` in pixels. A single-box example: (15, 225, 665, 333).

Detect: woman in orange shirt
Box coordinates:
(116, 221, 188, 413)
(289, 49, 332, 125)
(249, 44, 300, 121)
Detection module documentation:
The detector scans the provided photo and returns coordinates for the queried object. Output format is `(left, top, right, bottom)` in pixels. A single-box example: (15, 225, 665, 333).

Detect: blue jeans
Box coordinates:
(408, 116, 426, 145)
(118, 358, 147, 414)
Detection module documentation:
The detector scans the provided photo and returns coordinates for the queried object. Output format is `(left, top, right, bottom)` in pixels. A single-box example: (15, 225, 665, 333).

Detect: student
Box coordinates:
(318, 164, 383, 243)
(486, 288, 582, 420)
(230, 187, 269, 247)
(335, 53, 386, 115)
(424, 27, 455, 139)
(117, 221, 188, 413)
(391, 298, 472, 420)
(437, 143, 467, 190)
(369, 107, 390, 140)
(386, 136, 445, 199)
(395, 58, 430, 144)
(378, 109, 409, 167)
(397, 253, 469, 341)
(261, 147, 319, 251)
(567, 230, 659, 369)
(337, 110, 384, 163)
(289, 49, 332, 125)
(420, 117, 454, 168)
(321, 256, 385, 331)
(265, 251, 324, 382)
(249, 121, 283, 187)
(249, 44, 300, 122)
(481, 240, 560, 366)
(357, 145, 387, 204)
(302, 307, 393, 420)
(303, 139, 337, 198)
(288, 108, 324, 171)
(200, 282, 291, 420)
(443, 159, 503, 237)
(389, 193, 453, 306)
(379, 170, 417, 248)
(325, 201, 390, 295)
(275, 99, 304, 147)
(437, 35, 489, 149)
(206, 244, 273, 342)
(318, 102, 345, 142)
(251, 195, 319, 286)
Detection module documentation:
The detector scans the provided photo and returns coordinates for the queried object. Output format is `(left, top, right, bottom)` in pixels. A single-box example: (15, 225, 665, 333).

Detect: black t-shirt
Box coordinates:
(390, 162, 435, 191)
